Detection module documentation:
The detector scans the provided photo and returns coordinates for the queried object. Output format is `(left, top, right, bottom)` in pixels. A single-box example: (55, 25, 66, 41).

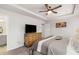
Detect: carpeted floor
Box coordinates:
(0, 46, 29, 55)
(0, 46, 42, 55)
(0, 46, 6, 53)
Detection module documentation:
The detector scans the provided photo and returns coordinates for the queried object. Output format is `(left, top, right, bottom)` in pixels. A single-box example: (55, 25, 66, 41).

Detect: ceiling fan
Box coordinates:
(39, 4, 62, 15)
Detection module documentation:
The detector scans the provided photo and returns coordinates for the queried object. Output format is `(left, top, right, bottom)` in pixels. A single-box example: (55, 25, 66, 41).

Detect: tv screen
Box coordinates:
(25, 24, 36, 33)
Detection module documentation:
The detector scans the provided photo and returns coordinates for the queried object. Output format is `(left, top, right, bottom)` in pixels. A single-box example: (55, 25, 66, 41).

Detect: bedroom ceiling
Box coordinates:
(0, 4, 79, 21)
(18, 4, 74, 16)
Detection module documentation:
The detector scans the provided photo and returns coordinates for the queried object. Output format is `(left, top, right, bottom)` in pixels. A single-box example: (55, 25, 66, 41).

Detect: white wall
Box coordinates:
(50, 16, 79, 38)
(42, 23, 52, 37)
(0, 8, 45, 50)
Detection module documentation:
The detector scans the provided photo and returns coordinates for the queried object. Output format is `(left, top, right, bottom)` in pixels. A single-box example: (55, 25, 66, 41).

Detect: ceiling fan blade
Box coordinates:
(52, 10, 58, 13)
(45, 4, 49, 9)
(51, 5, 62, 10)
(39, 10, 48, 12)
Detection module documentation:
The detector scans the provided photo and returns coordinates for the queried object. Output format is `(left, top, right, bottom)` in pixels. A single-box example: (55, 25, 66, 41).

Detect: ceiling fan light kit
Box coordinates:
(48, 11, 52, 14)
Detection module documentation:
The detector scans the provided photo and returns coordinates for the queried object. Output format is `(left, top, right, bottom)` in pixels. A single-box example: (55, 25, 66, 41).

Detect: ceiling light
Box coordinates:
(48, 11, 52, 14)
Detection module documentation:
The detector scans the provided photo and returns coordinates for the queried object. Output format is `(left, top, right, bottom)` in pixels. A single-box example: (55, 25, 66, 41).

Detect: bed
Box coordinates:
(31, 35, 79, 55)
(66, 37, 79, 55)
(36, 36, 69, 55)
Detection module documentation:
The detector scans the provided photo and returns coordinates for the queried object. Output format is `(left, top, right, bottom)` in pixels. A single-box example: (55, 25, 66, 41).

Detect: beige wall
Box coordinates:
(49, 15, 79, 38)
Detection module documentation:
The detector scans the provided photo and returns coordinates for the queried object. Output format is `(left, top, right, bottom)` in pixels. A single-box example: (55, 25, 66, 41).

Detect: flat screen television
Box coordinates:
(25, 24, 36, 33)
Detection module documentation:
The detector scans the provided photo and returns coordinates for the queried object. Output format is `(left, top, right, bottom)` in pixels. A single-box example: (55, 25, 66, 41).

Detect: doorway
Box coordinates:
(0, 16, 7, 54)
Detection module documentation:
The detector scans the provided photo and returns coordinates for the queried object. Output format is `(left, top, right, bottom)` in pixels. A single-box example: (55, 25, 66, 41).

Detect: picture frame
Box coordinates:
(56, 22, 66, 28)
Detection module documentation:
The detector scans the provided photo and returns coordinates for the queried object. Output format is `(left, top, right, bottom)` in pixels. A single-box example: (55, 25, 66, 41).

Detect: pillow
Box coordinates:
(55, 36, 62, 40)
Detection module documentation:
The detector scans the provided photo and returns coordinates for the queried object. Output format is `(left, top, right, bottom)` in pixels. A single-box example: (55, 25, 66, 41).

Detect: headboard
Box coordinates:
(24, 33, 42, 47)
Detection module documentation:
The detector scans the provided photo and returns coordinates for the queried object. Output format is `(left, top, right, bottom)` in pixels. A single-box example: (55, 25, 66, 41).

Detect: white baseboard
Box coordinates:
(7, 44, 24, 51)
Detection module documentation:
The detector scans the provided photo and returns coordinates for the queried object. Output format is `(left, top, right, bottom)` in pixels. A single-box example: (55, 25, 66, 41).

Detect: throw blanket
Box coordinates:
(37, 36, 56, 53)
(40, 37, 69, 55)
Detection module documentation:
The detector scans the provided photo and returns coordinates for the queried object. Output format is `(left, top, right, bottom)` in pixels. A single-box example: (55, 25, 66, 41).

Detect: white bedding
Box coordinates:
(37, 36, 56, 52)
(66, 38, 79, 55)
(37, 36, 79, 55)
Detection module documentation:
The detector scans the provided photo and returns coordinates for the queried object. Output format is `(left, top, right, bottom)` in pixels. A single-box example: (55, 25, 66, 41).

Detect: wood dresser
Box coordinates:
(24, 33, 42, 47)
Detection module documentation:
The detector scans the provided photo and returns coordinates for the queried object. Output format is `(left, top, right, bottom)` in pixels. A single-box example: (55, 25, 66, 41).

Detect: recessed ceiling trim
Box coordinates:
(10, 4, 47, 21)
(58, 5, 76, 17)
